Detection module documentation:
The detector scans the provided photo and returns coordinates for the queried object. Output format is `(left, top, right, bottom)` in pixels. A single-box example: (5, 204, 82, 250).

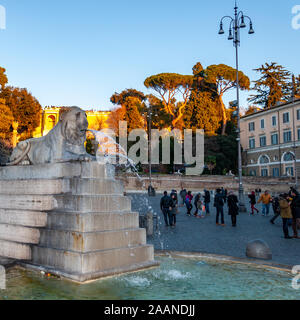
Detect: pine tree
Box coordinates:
(248, 62, 291, 109)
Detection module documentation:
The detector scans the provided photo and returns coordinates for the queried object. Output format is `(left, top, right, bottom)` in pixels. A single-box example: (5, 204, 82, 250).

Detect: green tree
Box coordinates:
(144, 73, 193, 128)
(110, 89, 145, 133)
(0, 87, 42, 140)
(203, 64, 250, 135)
(291, 74, 300, 100)
(184, 62, 222, 135)
(248, 62, 291, 109)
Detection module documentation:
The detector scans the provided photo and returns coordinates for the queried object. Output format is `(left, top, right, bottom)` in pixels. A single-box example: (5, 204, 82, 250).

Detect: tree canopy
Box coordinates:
(248, 62, 291, 109)
(0, 67, 8, 90)
(203, 64, 250, 135)
(144, 73, 193, 128)
(0, 86, 42, 140)
(0, 98, 13, 141)
(109, 89, 145, 133)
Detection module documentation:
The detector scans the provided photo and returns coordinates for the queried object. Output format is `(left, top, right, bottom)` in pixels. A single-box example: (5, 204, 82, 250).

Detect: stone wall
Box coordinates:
(117, 174, 296, 194)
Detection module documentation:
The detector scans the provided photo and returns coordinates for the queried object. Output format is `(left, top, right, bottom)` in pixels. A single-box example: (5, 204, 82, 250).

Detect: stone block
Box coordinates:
(0, 195, 57, 211)
(32, 244, 155, 275)
(0, 209, 47, 227)
(39, 228, 146, 252)
(0, 162, 114, 180)
(54, 195, 131, 212)
(0, 240, 31, 260)
(46, 211, 139, 232)
(70, 178, 123, 195)
(0, 224, 40, 244)
(0, 179, 70, 195)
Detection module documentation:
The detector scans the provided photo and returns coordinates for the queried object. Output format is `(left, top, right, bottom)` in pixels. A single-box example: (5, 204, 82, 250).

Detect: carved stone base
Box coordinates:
(0, 161, 158, 282)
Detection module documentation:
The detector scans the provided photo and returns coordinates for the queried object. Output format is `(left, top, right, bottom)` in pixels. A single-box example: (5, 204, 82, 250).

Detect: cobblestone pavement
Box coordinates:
(128, 193, 300, 267)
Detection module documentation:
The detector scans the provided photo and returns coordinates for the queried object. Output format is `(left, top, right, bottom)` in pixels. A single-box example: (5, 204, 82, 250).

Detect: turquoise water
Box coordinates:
(0, 256, 299, 300)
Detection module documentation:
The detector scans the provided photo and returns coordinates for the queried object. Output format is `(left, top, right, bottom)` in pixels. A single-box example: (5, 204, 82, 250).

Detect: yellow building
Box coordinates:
(33, 106, 111, 138)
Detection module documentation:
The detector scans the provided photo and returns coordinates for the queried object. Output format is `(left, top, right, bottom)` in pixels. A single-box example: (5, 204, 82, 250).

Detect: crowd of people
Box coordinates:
(159, 186, 300, 239)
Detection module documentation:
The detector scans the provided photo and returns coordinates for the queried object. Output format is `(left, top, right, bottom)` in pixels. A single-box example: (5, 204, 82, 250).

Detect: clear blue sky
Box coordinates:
(0, 0, 299, 111)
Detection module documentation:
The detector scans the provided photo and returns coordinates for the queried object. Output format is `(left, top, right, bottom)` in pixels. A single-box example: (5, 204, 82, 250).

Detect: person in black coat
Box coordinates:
(160, 191, 173, 227)
(227, 191, 239, 227)
(193, 193, 201, 216)
(290, 188, 300, 239)
(214, 189, 225, 226)
(204, 190, 211, 215)
(170, 193, 178, 227)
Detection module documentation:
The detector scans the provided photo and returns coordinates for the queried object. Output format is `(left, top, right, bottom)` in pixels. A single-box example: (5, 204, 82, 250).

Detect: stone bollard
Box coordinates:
(246, 239, 272, 260)
(146, 211, 154, 237)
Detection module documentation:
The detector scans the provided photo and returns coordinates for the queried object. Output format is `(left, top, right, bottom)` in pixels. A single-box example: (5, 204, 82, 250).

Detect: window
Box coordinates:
(271, 133, 278, 145)
(283, 112, 290, 123)
(249, 170, 256, 176)
(283, 131, 292, 143)
(297, 109, 300, 120)
(249, 138, 255, 149)
(283, 152, 294, 162)
(298, 128, 300, 140)
(261, 169, 268, 177)
(272, 116, 277, 126)
(260, 136, 267, 147)
(259, 155, 270, 164)
(261, 119, 265, 129)
(249, 122, 255, 132)
(272, 168, 280, 177)
(286, 167, 294, 177)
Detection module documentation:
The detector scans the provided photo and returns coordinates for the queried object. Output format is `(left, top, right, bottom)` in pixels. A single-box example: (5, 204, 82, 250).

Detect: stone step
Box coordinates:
(31, 244, 155, 275)
(69, 178, 124, 195)
(54, 195, 131, 212)
(46, 211, 139, 232)
(39, 228, 146, 252)
(0, 195, 57, 211)
(0, 240, 31, 260)
(0, 178, 123, 196)
(0, 224, 40, 244)
(0, 209, 47, 227)
(0, 162, 115, 180)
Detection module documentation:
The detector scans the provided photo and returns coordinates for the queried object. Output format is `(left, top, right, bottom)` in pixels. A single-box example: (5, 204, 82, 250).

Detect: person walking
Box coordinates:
(180, 188, 187, 207)
(160, 191, 173, 227)
(185, 191, 193, 216)
(193, 193, 201, 216)
(289, 188, 300, 239)
(214, 189, 225, 226)
(227, 191, 239, 227)
(258, 190, 272, 216)
(270, 196, 280, 224)
(248, 191, 259, 215)
(170, 192, 178, 227)
(204, 189, 211, 215)
(278, 193, 293, 239)
(170, 190, 178, 205)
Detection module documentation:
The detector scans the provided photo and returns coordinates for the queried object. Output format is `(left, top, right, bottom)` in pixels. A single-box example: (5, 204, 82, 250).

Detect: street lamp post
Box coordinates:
(218, 2, 254, 212)
(146, 102, 156, 197)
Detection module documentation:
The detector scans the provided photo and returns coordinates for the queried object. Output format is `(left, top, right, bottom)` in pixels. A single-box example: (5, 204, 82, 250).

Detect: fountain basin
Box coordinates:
(0, 253, 298, 300)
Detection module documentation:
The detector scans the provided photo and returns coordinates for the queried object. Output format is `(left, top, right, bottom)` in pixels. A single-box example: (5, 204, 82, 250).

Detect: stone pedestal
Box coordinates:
(0, 161, 158, 282)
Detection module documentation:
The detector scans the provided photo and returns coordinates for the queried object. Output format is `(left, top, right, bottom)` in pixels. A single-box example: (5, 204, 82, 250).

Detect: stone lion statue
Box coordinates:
(7, 106, 94, 166)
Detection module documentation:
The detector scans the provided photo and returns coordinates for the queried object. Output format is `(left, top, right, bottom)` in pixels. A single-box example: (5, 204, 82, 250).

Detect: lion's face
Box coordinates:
(60, 107, 89, 146)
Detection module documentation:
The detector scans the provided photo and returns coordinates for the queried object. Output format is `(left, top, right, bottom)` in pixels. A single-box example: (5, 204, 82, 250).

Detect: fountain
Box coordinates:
(0, 107, 158, 282)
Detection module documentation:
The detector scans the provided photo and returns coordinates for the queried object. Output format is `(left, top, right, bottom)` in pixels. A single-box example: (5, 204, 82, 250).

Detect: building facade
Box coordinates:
(240, 99, 300, 178)
(33, 106, 111, 138)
